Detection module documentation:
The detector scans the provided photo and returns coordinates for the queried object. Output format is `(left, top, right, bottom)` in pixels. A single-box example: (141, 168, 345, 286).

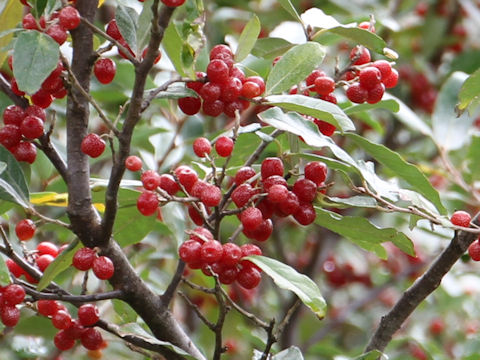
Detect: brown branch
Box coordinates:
(23, 287, 124, 302)
(364, 216, 480, 355)
(0, 73, 29, 107)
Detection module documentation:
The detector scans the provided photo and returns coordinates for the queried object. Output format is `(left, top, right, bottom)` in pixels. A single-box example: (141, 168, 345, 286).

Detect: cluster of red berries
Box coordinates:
(81, 133, 106, 158)
(8, 56, 67, 108)
(36, 300, 106, 352)
(0, 104, 47, 163)
(178, 44, 265, 117)
(322, 256, 372, 288)
(72, 247, 115, 280)
(193, 135, 234, 158)
(0, 284, 26, 327)
(7, 240, 62, 283)
(179, 227, 263, 289)
(344, 47, 398, 105)
(22, 5, 81, 45)
(231, 157, 327, 241)
(105, 19, 161, 64)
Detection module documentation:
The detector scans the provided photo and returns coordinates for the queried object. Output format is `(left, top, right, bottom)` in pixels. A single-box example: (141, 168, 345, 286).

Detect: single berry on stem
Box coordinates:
(92, 256, 114, 280)
(15, 219, 36, 241)
(215, 136, 234, 157)
(81, 133, 106, 158)
(450, 210, 471, 227)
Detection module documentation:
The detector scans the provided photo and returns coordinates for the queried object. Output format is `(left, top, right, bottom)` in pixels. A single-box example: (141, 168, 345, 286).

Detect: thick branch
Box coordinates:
(364, 225, 479, 354)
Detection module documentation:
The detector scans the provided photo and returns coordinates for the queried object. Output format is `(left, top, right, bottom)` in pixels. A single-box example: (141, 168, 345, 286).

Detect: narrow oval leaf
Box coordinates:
(432, 71, 472, 151)
(0, 0, 23, 67)
(458, 67, 480, 114)
(315, 207, 414, 257)
(13, 31, 59, 94)
(235, 14, 261, 62)
(37, 240, 82, 291)
(245, 255, 327, 319)
(116, 4, 138, 53)
(265, 94, 355, 133)
(343, 99, 400, 115)
(278, 0, 302, 23)
(346, 133, 446, 215)
(251, 37, 294, 59)
(315, 26, 386, 54)
(384, 94, 432, 137)
(265, 42, 325, 95)
(0, 146, 29, 207)
(163, 22, 187, 77)
(136, 0, 153, 54)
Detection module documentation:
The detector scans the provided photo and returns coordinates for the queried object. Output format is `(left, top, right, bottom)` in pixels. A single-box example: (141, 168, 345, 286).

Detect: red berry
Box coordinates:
(22, 13, 39, 30)
(202, 100, 224, 117)
(262, 175, 288, 192)
(429, 318, 445, 335)
(237, 266, 261, 289)
(3, 284, 25, 305)
(81, 328, 104, 350)
(188, 204, 204, 226)
(383, 68, 399, 89)
(293, 178, 317, 203)
(73, 247, 97, 271)
(137, 191, 159, 216)
(106, 19, 122, 40)
(243, 218, 273, 241)
(469, 240, 480, 261)
(3, 105, 25, 126)
(94, 58, 116, 85)
(36, 254, 55, 272)
(244, 76, 265, 95)
(26, 105, 46, 122)
(210, 45, 233, 60)
(231, 183, 256, 208)
(0, 305, 20, 327)
(305, 69, 325, 87)
(20, 115, 44, 139)
(359, 67, 382, 90)
(31, 89, 54, 109)
(451, 210, 471, 227)
(372, 60, 393, 80)
(218, 266, 239, 284)
(346, 83, 368, 104)
(158, 174, 179, 195)
(59, 6, 81, 30)
(81, 133, 106, 158)
(304, 161, 327, 186)
(267, 184, 288, 203)
(223, 99, 244, 118)
(350, 46, 371, 65)
(201, 240, 224, 264)
(52, 310, 73, 330)
(47, 24, 68, 45)
(199, 82, 221, 102)
(54, 329, 76, 351)
(261, 157, 284, 179)
(78, 304, 100, 326)
(15, 219, 36, 241)
(125, 155, 142, 171)
(141, 169, 161, 190)
(201, 184, 222, 207)
(240, 207, 263, 231)
(277, 191, 300, 216)
(37, 299, 59, 317)
(10, 78, 25, 97)
(12, 141, 37, 164)
(174, 166, 198, 193)
(221, 243, 242, 267)
(92, 256, 114, 280)
(37, 241, 59, 257)
(234, 166, 256, 185)
(358, 21, 375, 32)
(314, 119, 336, 136)
(178, 97, 201, 115)
(190, 226, 214, 243)
(179, 240, 202, 263)
(220, 77, 242, 102)
(366, 83, 385, 104)
(207, 59, 230, 85)
(293, 202, 316, 225)
(0, 125, 22, 148)
(161, 0, 186, 6)
(215, 136, 234, 157)
(241, 81, 261, 98)
(240, 243, 262, 258)
(193, 137, 212, 158)
(314, 76, 335, 95)
(6, 259, 24, 278)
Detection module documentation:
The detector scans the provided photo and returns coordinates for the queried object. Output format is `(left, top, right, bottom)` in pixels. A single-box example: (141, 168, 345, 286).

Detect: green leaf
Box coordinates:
(0, 146, 29, 208)
(272, 346, 304, 360)
(136, 0, 153, 54)
(118, 323, 199, 359)
(163, 22, 187, 77)
(0, 256, 11, 286)
(278, 0, 302, 23)
(458, 67, 480, 114)
(315, 207, 414, 257)
(112, 299, 138, 323)
(13, 31, 59, 94)
(343, 99, 400, 115)
(346, 133, 446, 215)
(352, 350, 384, 360)
(314, 26, 386, 54)
(33, 0, 48, 17)
(36, 240, 82, 291)
(151, 83, 197, 99)
(384, 94, 432, 137)
(467, 134, 480, 182)
(235, 15, 261, 62)
(323, 195, 378, 209)
(245, 255, 327, 319)
(251, 37, 294, 59)
(432, 72, 473, 151)
(265, 94, 355, 133)
(0, 0, 23, 67)
(265, 42, 326, 95)
(116, 4, 138, 54)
